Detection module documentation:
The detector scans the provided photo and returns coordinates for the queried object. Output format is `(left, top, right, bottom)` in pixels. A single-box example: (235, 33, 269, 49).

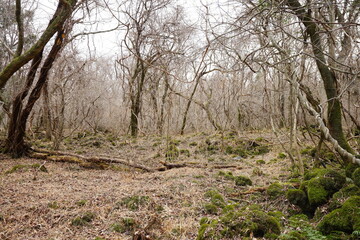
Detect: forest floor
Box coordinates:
(0, 130, 319, 240)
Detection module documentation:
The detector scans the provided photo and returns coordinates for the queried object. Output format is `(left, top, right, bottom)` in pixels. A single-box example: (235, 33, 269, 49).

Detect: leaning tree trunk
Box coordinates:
(285, 0, 354, 159)
(0, 0, 77, 90)
(5, 30, 65, 157)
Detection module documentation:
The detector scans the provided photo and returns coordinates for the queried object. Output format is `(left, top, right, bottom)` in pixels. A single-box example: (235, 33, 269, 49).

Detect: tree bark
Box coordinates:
(284, 0, 354, 157)
(0, 0, 77, 90)
(5, 29, 65, 157)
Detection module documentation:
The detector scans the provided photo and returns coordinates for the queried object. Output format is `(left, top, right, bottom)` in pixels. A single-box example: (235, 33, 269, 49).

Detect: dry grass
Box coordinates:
(0, 131, 294, 240)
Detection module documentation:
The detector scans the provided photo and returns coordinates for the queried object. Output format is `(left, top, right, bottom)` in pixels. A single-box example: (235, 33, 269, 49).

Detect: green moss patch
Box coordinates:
(111, 217, 136, 233)
(267, 182, 287, 199)
(5, 163, 48, 174)
(234, 175, 252, 186)
(197, 209, 281, 239)
(317, 196, 360, 235)
(352, 168, 360, 187)
(119, 195, 150, 211)
(71, 212, 95, 226)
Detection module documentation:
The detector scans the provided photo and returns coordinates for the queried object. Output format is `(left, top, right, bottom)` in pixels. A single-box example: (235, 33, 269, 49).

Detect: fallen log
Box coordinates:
(30, 148, 242, 172)
(158, 161, 240, 171)
(31, 148, 154, 172)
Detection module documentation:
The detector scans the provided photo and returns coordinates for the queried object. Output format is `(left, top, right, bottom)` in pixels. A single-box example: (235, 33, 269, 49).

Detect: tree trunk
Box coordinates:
(0, 0, 77, 90)
(285, 0, 354, 158)
(42, 81, 52, 140)
(5, 30, 65, 157)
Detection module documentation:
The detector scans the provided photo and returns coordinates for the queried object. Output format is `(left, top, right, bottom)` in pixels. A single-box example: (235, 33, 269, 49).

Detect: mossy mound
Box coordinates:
(328, 184, 360, 211)
(352, 168, 360, 187)
(197, 209, 281, 239)
(345, 163, 359, 178)
(317, 196, 360, 235)
(267, 182, 287, 199)
(204, 190, 226, 208)
(300, 168, 346, 210)
(286, 189, 311, 214)
(234, 175, 252, 186)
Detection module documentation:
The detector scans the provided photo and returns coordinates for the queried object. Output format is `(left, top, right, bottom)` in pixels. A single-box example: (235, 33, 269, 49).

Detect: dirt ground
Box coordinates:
(0, 131, 294, 240)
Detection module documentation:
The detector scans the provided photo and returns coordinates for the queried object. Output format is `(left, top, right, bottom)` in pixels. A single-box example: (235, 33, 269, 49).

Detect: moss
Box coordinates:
(267, 182, 285, 199)
(279, 230, 307, 240)
(220, 210, 281, 238)
(286, 189, 309, 213)
(234, 175, 252, 186)
(204, 203, 219, 214)
(5, 163, 48, 174)
(252, 167, 263, 176)
(111, 217, 136, 233)
(328, 184, 360, 211)
(71, 212, 95, 226)
(119, 195, 150, 211)
(165, 142, 180, 161)
(224, 145, 246, 158)
(301, 168, 346, 209)
(268, 211, 284, 222)
(218, 171, 235, 180)
(352, 168, 360, 187)
(48, 155, 82, 163)
(76, 200, 87, 207)
(306, 178, 328, 207)
(179, 149, 190, 157)
(300, 146, 314, 156)
(317, 196, 360, 234)
(48, 201, 60, 209)
(80, 162, 108, 170)
(345, 163, 359, 178)
(249, 145, 270, 155)
(278, 152, 287, 159)
(196, 217, 220, 240)
(189, 142, 198, 147)
(256, 159, 266, 165)
(204, 190, 226, 208)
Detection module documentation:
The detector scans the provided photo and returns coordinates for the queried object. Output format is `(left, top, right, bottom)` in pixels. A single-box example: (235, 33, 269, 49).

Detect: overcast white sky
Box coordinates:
(30, 0, 231, 58)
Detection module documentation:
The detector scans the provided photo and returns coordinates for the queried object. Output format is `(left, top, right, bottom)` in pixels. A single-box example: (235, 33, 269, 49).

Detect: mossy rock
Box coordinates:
(345, 163, 359, 178)
(328, 184, 360, 211)
(301, 168, 346, 209)
(267, 182, 286, 199)
(220, 209, 281, 238)
(305, 178, 329, 207)
(352, 168, 360, 187)
(286, 189, 308, 209)
(234, 175, 252, 186)
(317, 196, 360, 234)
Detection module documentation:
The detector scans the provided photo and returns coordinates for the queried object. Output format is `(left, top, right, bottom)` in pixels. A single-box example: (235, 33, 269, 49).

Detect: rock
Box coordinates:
(317, 196, 360, 234)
